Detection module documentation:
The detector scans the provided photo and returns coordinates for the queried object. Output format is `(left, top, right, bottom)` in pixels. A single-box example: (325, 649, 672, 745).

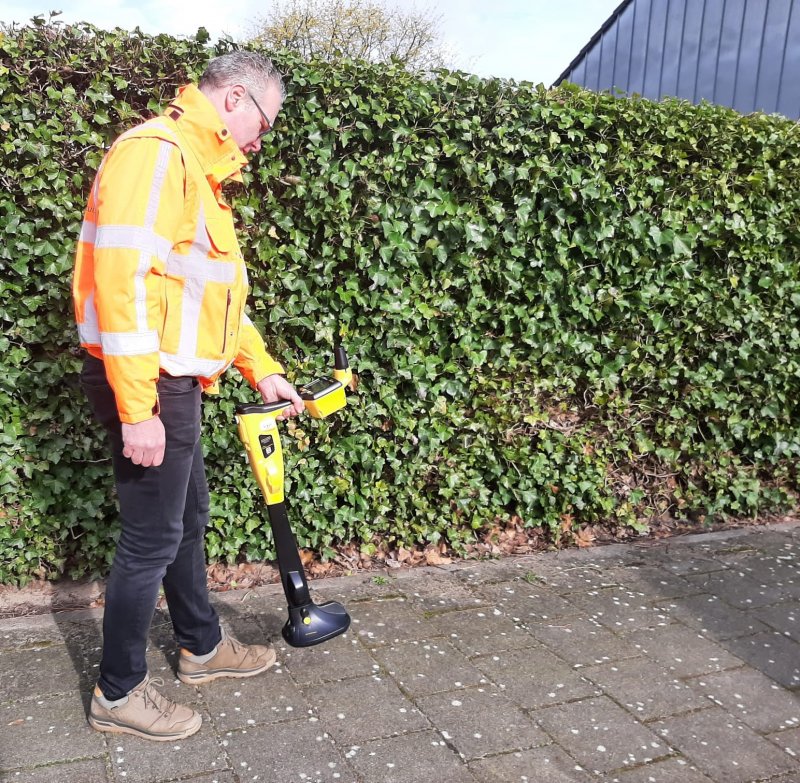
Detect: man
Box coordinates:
(72, 51, 304, 741)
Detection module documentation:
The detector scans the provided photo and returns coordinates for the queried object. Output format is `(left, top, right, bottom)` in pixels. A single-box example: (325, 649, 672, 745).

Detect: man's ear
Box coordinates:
(224, 84, 247, 112)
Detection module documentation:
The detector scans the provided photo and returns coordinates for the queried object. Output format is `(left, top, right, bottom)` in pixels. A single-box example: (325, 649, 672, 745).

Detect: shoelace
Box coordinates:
(224, 634, 244, 658)
(140, 677, 176, 717)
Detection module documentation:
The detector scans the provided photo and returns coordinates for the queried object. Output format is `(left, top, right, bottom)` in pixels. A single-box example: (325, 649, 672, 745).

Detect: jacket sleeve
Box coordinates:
(92, 136, 185, 423)
(233, 312, 285, 386)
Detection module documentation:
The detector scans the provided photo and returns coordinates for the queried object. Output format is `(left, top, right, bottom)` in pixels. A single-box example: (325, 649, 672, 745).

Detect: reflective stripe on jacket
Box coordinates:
(73, 84, 283, 424)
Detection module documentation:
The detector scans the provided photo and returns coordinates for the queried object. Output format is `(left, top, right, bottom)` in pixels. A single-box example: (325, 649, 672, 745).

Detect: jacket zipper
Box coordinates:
(221, 289, 232, 354)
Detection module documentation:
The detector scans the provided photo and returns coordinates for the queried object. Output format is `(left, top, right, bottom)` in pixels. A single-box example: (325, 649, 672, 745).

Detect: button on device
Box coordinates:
(258, 434, 275, 458)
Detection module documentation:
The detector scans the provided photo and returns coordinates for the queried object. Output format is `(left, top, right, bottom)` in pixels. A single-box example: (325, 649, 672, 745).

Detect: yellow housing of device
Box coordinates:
(236, 410, 285, 505)
(304, 386, 345, 418)
(300, 375, 350, 419)
(236, 365, 352, 506)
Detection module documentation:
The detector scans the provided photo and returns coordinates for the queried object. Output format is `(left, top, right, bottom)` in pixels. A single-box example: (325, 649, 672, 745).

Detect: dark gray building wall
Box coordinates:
(556, 0, 799, 119)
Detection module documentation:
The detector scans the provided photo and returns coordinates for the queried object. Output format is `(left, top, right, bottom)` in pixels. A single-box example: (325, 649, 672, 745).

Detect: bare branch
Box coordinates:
(245, 0, 449, 72)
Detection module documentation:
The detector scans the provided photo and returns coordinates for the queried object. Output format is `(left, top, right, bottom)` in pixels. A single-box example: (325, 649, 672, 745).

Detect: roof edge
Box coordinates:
(551, 0, 635, 87)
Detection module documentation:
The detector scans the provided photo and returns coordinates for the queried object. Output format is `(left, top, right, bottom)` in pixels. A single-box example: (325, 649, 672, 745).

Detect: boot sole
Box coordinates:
(88, 712, 202, 741)
(177, 650, 277, 685)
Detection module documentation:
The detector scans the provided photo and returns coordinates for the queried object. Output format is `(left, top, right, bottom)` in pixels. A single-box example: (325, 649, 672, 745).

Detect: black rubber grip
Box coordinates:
(334, 346, 349, 371)
(236, 399, 292, 415)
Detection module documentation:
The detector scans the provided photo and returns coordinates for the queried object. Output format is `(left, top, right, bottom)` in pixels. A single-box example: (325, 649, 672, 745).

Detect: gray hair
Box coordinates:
(199, 51, 285, 100)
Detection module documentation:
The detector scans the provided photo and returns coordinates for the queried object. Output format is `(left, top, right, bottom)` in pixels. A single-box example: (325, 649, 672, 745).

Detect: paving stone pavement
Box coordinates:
(1, 522, 799, 783)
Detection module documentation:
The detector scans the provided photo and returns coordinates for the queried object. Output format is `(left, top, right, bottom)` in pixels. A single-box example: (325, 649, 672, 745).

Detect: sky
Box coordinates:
(0, 0, 624, 85)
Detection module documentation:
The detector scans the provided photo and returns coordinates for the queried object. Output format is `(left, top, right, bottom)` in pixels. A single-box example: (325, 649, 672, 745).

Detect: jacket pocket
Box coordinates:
(205, 217, 238, 256)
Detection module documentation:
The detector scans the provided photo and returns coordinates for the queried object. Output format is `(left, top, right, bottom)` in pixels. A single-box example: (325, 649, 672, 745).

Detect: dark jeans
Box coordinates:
(81, 356, 221, 699)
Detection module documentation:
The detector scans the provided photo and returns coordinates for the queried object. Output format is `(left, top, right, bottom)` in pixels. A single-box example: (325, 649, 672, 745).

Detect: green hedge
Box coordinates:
(1, 20, 798, 584)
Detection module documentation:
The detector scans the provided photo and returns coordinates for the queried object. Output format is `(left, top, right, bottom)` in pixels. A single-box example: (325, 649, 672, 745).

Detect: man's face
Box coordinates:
(227, 81, 283, 156)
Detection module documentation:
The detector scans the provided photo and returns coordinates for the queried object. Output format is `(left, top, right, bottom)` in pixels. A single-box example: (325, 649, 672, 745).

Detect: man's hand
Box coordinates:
(257, 374, 304, 420)
(121, 416, 166, 467)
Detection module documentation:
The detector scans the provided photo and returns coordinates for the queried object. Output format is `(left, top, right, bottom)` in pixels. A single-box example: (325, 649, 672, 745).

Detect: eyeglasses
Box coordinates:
(248, 92, 273, 137)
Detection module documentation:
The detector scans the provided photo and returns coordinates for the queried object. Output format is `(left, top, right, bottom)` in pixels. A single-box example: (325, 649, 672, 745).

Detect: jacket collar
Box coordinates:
(164, 84, 247, 187)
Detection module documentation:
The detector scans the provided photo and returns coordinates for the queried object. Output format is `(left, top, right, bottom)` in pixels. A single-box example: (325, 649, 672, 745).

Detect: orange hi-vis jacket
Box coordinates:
(73, 85, 284, 424)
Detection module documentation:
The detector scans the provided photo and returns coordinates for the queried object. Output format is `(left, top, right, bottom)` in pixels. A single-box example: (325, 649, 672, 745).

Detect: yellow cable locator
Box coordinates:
(234, 346, 354, 648)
